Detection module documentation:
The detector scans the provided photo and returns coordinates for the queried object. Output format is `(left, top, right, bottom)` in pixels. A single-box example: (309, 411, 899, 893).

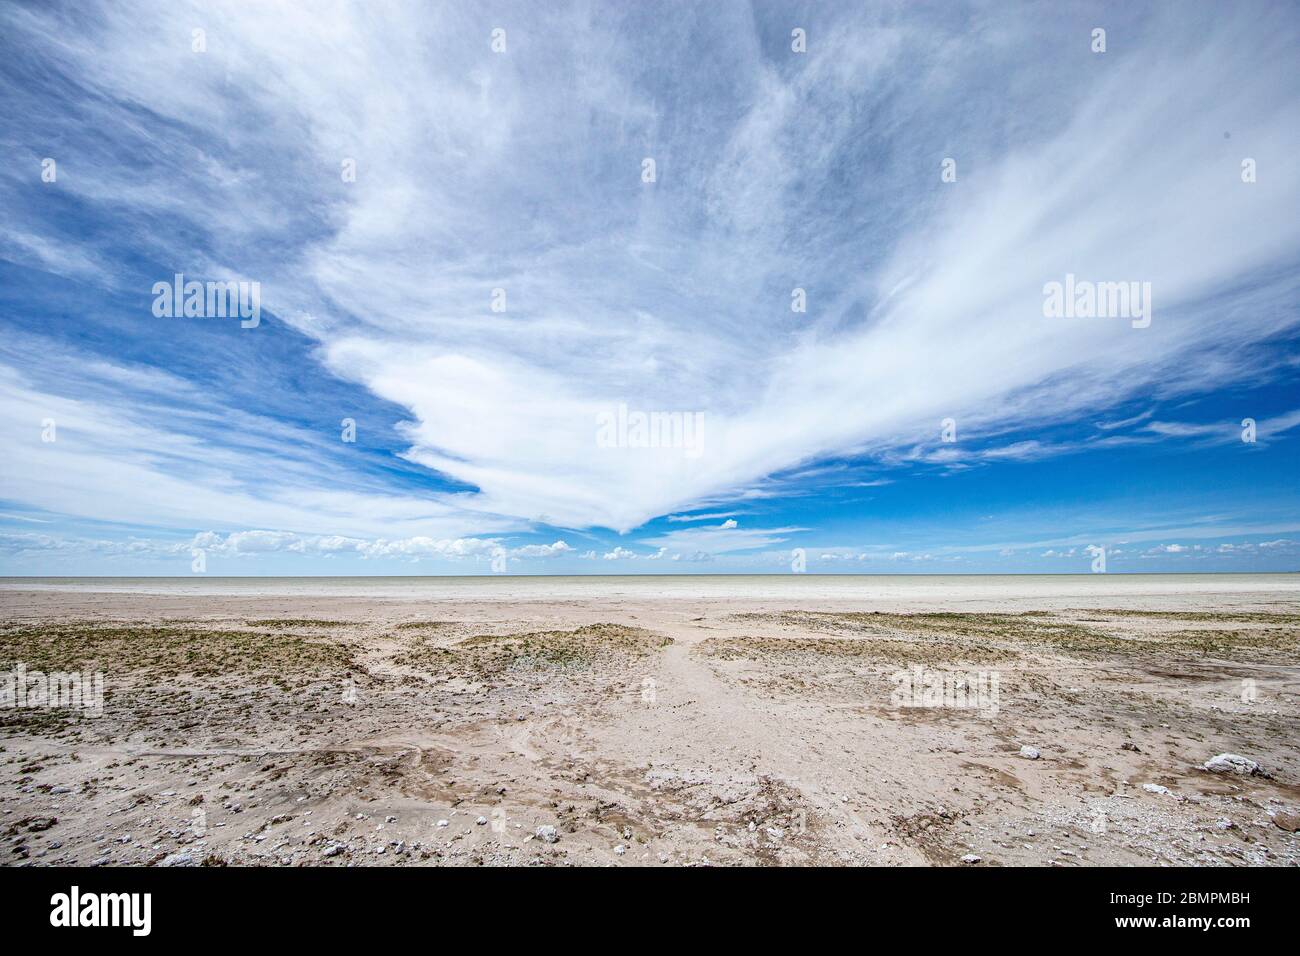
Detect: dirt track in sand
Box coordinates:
(1, 583, 1298, 866)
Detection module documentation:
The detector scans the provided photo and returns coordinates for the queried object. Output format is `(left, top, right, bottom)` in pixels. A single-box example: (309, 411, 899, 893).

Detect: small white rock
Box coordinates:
(1202, 753, 1262, 776)
(1019, 746, 1040, 760)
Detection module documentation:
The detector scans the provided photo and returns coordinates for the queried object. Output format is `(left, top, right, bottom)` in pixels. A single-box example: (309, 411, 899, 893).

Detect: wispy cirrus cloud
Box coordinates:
(0, 1, 1297, 572)
(640, 520, 806, 556)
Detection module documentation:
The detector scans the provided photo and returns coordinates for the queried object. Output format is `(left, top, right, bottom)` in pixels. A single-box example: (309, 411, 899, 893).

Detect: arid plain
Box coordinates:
(2, 575, 1297, 867)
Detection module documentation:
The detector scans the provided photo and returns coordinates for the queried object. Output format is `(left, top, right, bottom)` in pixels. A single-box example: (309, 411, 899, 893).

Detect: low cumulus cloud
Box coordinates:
(187, 531, 572, 563)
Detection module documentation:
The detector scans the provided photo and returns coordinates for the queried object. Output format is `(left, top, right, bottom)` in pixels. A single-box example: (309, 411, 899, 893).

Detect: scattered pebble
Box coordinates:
(1271, 811, 1300, 833)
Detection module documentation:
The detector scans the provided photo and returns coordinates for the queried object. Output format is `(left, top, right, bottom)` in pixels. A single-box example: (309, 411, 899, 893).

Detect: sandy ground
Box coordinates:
(1, 577, 1298, 867)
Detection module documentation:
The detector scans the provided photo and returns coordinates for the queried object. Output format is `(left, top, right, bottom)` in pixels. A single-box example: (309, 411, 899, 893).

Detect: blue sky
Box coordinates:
(0, 0, 1297, 575)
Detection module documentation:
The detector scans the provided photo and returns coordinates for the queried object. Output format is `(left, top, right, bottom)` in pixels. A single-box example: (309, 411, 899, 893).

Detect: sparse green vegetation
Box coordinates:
(400, 623, 672, 678)
(244, 619, 352, 629)
(0, 622, 358, 678)
(726, 609, 1299, 662)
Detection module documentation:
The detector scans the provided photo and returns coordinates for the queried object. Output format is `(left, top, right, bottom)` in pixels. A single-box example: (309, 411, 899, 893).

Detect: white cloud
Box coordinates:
(510, 540, 573, 558)
(186, 530, 572, 562)
(640, 522, 802, 556)
(1, 2, 1297, 541)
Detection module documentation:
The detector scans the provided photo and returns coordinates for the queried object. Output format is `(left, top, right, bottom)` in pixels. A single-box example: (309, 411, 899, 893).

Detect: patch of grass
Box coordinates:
(697, 633, 1016, 667)
(1153, 628, 1300, 656)
(1076, 609, 1300, 624)
(244, 619, 352, 629)
(0, 622, 358, 679)
(0, 708, 81, 734)
(727, 609, 1299, 662)
(458, 623, 672, 675)
(733, 609, 1096, 650)
(396, 623, 671, 678)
